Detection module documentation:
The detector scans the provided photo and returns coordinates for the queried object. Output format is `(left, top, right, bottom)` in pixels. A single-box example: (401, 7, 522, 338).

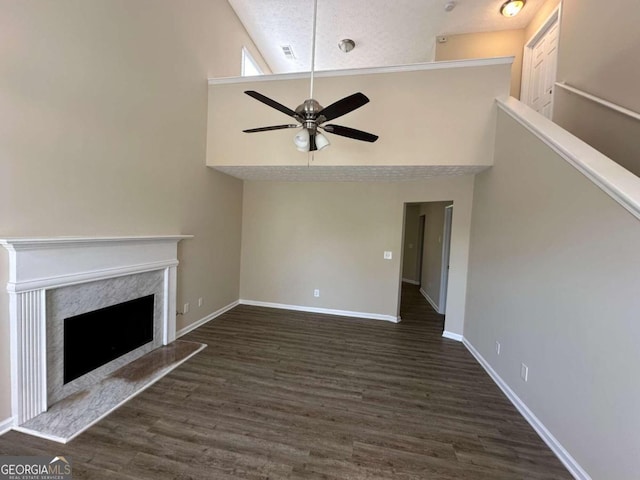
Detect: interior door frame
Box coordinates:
(439, 205, 453, 315)
(520, 5, 561, 111)
(416, 215, 426, 284)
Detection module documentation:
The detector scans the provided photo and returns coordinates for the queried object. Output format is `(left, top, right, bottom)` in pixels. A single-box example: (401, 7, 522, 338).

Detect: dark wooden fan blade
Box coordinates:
(317, 92, 369, 122)
(323, 124, 379, 142)
(309, 133, 317, 152)
(243, 124, 298, 133)
(245, 91, 300, 120)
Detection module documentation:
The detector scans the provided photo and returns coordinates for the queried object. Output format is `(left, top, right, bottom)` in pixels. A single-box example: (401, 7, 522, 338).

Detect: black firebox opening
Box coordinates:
(63, 294, 155, 384)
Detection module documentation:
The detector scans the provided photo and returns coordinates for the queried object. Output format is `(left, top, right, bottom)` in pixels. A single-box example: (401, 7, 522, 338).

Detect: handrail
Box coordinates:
(496, 97, 640, 222)
(555, 82, 640, 122)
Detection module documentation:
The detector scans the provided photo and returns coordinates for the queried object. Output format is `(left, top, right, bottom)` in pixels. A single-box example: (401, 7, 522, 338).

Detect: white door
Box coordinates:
(523, 10, 560, 119)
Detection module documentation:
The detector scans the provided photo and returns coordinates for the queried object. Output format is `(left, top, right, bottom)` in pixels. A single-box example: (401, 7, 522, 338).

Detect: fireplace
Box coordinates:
(0, 235, 191, 425)
(64, 294, 155, 384)
(46, 269, 165, 405)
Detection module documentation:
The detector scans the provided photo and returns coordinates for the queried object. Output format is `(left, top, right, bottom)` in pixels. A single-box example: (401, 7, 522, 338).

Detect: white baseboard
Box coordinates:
(402, 278, 420, 285)
(0, 416, 14, 436)
(462, 338, 590, 480)
(176, 300, 239, 338)
(419, 287, 442, 314)
(239, 299, 399, 323)
(442, 331, 463, 342)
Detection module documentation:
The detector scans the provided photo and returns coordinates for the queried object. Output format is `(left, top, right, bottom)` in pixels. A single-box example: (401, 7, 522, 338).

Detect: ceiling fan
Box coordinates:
(242, 0, 378, 152)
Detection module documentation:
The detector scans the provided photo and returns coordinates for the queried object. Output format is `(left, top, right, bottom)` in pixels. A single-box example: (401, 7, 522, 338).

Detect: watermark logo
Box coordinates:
(0, 456, 72, 480)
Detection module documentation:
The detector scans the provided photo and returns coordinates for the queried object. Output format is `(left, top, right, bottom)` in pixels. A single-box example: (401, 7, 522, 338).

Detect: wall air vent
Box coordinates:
(281, 45, 296, 60)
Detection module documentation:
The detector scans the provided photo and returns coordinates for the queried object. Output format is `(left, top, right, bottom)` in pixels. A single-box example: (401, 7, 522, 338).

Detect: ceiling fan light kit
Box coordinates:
(500, 0, 526, 17)
(241, 0, 378, 154)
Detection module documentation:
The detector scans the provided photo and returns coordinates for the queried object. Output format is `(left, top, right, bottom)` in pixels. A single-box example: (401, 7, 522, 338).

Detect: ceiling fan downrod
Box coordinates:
(240, 0, 379, 152)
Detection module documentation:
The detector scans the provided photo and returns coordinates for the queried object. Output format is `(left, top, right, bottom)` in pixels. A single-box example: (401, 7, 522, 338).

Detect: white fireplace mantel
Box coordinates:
(0, 235, 192, 425)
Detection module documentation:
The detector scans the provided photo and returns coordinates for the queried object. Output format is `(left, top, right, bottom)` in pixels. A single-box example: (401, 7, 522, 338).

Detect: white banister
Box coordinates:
(496, 97, 640, 222)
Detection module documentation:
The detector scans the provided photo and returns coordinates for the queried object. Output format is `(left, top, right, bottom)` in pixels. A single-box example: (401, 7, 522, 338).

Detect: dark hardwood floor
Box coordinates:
(0, 283, 571, 479)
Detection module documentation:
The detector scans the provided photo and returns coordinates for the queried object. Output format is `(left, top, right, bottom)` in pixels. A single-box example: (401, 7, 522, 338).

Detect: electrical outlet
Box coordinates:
(520, 363, 529, 382)
(384, 251, 392, 260)
(198, 297, 203, 307)
(314, 289, 320, 297)
(183, 302, 190, 314)
(495, 341, 501, 355)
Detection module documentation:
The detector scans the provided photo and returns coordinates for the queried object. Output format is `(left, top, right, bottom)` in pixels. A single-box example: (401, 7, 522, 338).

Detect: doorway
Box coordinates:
(399, 201, 453, 320)
(521, 6, 560, 119)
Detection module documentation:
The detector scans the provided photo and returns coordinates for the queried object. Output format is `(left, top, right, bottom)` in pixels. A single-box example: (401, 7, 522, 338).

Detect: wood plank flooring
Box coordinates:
(0, 284, 572, 479)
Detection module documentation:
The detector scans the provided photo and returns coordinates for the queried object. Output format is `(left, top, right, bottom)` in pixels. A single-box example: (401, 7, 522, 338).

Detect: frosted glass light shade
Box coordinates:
(315, 132, 330, 150)
(294, 128, 310, 152)
(500, 0, 525, 17)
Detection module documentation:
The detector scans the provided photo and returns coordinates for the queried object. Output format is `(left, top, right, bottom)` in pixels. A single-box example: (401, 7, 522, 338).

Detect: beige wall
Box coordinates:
(524, 0, 561, 42)
(0, 0, 265, 422)
(553, 0, 640, 175)
(465, 110, 640, 479)
(240, 177, 474, 334)
(419, 202, 452, 311)
(401, 205, 420, 283)
(556, 0, 639, 112)
(208, 62, 511, 167)
(435, 30, 525, 98)
(553, 93, 640, 176)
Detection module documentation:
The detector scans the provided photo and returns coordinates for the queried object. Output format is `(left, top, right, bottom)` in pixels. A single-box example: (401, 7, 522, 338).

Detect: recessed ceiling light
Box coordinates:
(338, 39, 355, 53)
(500, 0, 526, 17)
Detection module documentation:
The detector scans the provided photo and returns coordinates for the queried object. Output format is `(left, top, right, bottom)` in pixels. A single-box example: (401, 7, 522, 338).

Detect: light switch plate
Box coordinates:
(384, 251, 392, 260)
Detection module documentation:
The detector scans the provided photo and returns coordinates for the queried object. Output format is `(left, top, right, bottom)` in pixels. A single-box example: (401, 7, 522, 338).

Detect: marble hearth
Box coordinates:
(0, 236, 192, 429)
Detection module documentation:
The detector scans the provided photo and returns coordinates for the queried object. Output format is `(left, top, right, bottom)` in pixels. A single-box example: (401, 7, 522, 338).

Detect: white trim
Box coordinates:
(402, 278, 420, 285)
(439, 205, 453, 314)
(521, 5, 561, 104)
(497, 97, 640, 221)
(0, 417, 14, 436)
(239, 299, 399, 323)
(462, 338, 590, 480)
(13, 343, 207, 444)
(209, 57, 514, 85)
(7, 260, 178, 293)
(555, 82, 640, 122)
(0, 235, 192, 249)
(419, 287, 441, 314)
(0, 235, 189, 425)
(442, 331, 463, 342)
(176, 300, 239, 338)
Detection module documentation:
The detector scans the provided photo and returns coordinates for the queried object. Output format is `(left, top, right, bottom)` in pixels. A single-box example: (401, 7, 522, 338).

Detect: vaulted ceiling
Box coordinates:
(228, 0, 546, 73)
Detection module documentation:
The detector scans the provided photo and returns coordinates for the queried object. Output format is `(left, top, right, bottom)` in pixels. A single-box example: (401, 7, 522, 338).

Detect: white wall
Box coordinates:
(240, 177, 474, 334)
(0, 0, 264, 423)
(465, 109, 640, 479)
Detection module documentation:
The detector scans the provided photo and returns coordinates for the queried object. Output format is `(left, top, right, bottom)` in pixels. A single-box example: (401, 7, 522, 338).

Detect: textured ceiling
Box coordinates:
(228, 0, 545, 74)
(213, 165, 491, 182)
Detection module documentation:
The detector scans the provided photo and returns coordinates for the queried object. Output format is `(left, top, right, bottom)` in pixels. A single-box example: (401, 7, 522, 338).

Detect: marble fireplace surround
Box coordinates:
(0, 235, 191, 426)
